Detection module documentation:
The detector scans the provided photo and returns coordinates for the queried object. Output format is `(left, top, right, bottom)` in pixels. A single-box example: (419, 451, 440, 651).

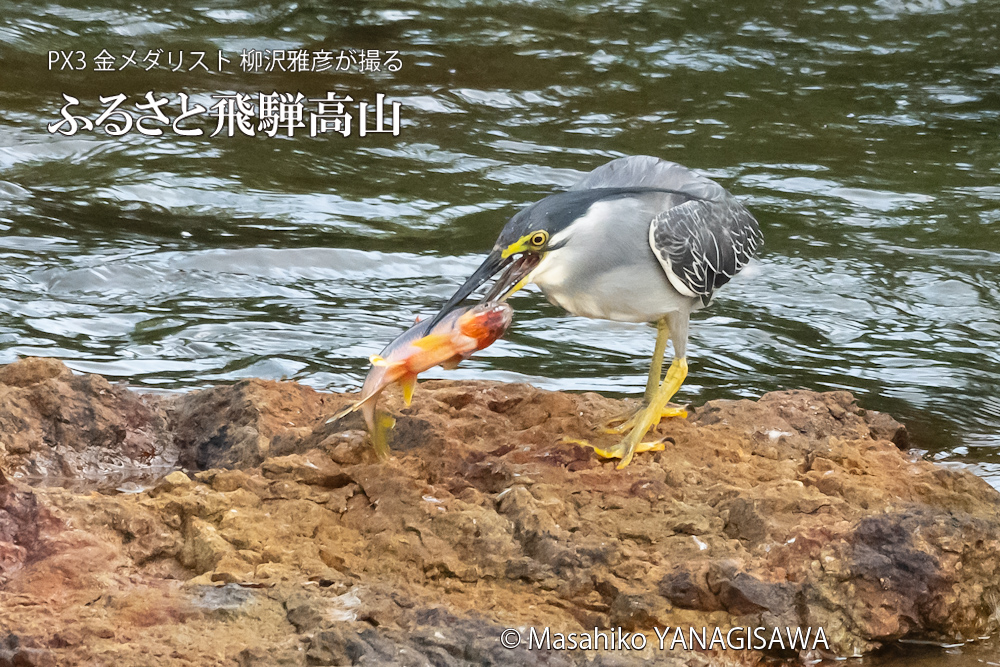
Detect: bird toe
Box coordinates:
(600, 404, 686, 435)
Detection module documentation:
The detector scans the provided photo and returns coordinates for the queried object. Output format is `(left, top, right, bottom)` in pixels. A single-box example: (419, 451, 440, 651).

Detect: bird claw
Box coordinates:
(560, 436, 665, 468)
(565, 361, 688, 468)
(600, 405, 688, 435)
(599, 414, 633, 434)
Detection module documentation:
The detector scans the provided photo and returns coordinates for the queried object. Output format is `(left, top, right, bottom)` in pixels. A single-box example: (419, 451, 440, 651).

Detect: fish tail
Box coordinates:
(370, 410, 395, 459)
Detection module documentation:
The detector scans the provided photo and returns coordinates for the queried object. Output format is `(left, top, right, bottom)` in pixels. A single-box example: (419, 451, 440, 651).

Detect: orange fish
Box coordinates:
(331, 302, 513, 457)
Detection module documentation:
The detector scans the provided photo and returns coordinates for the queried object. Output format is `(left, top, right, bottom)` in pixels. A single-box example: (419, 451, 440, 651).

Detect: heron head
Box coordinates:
(424, 189, 609, 327)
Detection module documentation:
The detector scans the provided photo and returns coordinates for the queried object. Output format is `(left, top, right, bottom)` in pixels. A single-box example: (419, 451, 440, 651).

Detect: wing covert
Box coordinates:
(649, 197, 762, 305)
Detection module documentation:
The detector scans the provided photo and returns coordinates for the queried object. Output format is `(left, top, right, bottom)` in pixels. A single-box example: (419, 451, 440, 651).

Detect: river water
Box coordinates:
(1, 1, 999, 662)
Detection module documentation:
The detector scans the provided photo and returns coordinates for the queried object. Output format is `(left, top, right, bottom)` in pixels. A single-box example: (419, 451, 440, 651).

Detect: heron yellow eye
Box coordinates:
(529, 231, 548, 248)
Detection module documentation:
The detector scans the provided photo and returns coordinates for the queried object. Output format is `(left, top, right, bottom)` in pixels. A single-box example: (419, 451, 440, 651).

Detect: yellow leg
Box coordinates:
(601, 319, 685, 434)
(590, 358, 688, 469)
(644, 319, 670, 403)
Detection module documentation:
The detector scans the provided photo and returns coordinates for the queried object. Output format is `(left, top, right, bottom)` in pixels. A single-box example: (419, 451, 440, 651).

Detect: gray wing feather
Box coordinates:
(571, 155, 763, 304)
(570, 155, 724, 200)
(649, 197, 763, 305)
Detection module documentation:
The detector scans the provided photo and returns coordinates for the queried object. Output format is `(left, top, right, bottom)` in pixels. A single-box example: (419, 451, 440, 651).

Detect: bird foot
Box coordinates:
(561, 358, 688, 470)
(600, 405, 688, 435)
(561, 436, 665, 469)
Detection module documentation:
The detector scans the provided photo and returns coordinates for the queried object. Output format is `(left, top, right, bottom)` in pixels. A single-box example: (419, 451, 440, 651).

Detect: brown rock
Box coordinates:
(181, 517, 234, 573)
(260, 451, 351, 488)
(0, 357, 172, 481)
(0, 471, 49, 586)
(0, 630, 53, 667)
(0, 364, 997, 664)
(170, 378, 336, 469)
(659, 566, 722, 612)
(867, 412, 910, 449)
(722, 497, 769, 544)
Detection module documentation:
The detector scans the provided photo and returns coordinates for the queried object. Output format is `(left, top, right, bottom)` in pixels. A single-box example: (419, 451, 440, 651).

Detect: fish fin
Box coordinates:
(325, 389, 383, 424)
(369, 354, 390, 367)
(370, 410, 395, 459)
(326, 399, 363, 423)
(326, 405, 353, 423)
(401, 374, 417, 405)
(440, 355, 464, 371)
(411, 333, 452, 351)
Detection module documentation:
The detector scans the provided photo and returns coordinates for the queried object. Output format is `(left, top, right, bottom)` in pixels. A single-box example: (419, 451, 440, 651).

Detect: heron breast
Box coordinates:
(531, 248, 689, 322)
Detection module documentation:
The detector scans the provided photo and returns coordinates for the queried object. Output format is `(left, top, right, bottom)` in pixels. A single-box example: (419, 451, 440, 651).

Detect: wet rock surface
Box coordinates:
(0, 357, 998, 665)
(0, 357, 175, 486)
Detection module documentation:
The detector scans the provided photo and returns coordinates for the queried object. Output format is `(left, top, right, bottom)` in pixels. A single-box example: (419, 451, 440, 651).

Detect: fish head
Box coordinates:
(457, 302, 514, 350)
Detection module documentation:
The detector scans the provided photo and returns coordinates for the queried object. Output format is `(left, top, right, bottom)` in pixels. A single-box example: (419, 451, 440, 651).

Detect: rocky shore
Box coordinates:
(1, 356, 998, 666)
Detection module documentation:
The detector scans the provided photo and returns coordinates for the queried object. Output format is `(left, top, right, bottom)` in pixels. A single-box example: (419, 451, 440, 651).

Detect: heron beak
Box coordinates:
(485, 252, 541, 302)
(426, 249, 541, 329)
(424, 249, 510, 328)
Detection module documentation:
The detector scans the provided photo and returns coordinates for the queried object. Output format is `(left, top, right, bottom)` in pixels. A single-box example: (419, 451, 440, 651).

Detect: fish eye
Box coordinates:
(529, 231, 548, 248)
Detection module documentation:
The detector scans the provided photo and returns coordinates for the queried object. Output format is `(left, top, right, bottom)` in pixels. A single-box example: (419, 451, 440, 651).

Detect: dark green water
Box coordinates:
(3, 2, 1000, 473)
(1, 3, 999, 660)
